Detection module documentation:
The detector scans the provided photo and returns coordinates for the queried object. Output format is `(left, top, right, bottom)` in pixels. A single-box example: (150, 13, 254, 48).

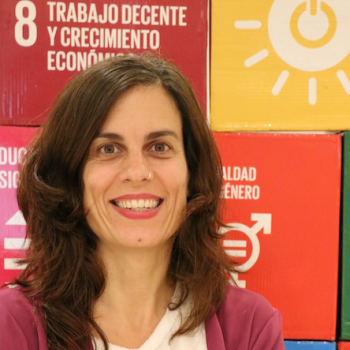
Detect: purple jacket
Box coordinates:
(0, 286, 284, 350)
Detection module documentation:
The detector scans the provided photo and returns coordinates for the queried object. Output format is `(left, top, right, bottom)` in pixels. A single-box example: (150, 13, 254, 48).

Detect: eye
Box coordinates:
(151, 143, 170, 152)
(100, 144, 119, 154)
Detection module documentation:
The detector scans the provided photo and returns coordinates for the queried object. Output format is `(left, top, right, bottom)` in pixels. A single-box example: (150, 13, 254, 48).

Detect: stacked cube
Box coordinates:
(211, 0, 350, 348)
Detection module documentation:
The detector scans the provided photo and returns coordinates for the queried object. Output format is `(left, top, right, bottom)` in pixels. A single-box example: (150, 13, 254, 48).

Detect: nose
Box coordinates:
(118, 150, 151, 183)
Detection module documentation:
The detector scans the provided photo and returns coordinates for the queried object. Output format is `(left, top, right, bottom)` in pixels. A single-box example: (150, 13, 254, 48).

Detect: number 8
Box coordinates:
(15, 0, 37, 47)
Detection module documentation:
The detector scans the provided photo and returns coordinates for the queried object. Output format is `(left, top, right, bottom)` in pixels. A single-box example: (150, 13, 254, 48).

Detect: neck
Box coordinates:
(94, 241, 175, 321)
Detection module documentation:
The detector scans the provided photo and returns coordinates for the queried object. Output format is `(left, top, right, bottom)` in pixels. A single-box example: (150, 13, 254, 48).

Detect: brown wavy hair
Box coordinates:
(15, 54, 236, 350)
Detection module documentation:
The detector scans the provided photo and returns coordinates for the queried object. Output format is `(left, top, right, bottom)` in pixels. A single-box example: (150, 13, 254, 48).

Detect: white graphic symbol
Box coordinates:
(219, 213, 272, 288)
(235, 0, 350, 104)
(4, 210, 28, 270)
(5, 210, 26, 226)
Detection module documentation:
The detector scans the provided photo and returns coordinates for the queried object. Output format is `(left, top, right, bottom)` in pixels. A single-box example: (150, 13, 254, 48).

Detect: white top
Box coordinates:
(92, 297, 207, 350)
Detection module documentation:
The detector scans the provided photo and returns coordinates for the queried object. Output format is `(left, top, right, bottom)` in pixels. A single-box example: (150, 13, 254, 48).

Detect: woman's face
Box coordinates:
(83, 85, 189, 252)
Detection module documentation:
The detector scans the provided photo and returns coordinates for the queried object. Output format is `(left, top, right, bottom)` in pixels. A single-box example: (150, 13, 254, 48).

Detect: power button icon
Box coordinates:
(290, 0, 336, 49)
(268, 0, 350, 72)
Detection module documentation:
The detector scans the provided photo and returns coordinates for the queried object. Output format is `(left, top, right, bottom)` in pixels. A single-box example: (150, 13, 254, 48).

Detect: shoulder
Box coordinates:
(218, 285, 279, 323)
(0, 286, 36, 320)
(0, 286, 48, 350)
(207, 285, 285, 350)
(0, 285, 31, 306)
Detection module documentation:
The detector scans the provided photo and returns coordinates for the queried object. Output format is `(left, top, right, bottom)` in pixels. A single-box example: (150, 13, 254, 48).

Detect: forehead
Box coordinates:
(100, 85, 183, 136)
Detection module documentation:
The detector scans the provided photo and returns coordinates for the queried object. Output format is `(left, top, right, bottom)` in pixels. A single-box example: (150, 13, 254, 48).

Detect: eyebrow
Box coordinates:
(95, 130, 180, 141)
(95, 132, 124, 141)
(146, 130, 180, 141)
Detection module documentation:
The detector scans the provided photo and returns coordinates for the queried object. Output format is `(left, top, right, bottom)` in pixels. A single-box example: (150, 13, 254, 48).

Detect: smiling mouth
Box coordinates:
(111, 199, 163, 212)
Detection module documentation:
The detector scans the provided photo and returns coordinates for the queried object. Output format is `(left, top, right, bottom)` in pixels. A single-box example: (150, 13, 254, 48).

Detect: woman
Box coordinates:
(0, 54, 284, 350)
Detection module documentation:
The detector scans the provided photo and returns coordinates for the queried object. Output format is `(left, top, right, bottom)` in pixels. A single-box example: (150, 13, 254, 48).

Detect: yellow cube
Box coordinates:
(211, 0, 350, 131)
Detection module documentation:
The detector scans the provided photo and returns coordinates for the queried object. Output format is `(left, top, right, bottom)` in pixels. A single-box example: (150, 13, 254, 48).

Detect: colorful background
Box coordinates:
(1, 0, 350, 348)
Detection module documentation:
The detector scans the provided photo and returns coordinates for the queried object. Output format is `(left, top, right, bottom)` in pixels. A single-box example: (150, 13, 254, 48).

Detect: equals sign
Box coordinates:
(223, 239, 247, 257)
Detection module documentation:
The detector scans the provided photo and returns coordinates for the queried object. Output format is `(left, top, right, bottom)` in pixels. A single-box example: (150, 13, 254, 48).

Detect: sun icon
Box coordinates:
(235, 0, 350, 105)
(211, 0, 350, 130)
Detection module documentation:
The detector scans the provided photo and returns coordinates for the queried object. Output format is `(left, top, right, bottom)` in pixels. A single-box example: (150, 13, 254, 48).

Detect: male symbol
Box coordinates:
(220, 213, 272, 288)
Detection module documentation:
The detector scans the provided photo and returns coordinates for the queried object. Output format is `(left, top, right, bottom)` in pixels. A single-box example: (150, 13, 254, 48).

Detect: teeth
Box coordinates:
(116, 199, 160, 211)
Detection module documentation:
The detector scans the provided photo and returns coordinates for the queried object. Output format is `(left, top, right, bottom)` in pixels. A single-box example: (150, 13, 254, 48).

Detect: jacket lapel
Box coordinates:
(205, 313, 226, 350)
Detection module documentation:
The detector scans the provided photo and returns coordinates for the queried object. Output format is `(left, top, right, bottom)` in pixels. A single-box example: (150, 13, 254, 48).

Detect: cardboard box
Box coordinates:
(0, 126, 38, 285)
(284, 342, 336, 350)
(341, 132, 350, 339)
(211, 1, 350, 131)
(214, 133, 341, 339)
(338, 342, 350, 350)
(0, 0, 208, 125)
